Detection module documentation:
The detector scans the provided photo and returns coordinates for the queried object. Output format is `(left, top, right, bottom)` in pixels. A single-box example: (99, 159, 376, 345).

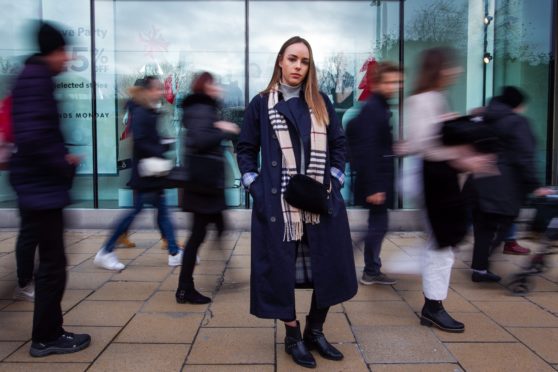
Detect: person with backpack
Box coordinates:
(469, 86, 551, 282)
(9, 21, 90, 357)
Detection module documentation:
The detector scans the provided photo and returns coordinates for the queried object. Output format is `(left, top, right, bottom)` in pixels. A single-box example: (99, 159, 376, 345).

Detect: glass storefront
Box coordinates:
(0, 0, 555, 209)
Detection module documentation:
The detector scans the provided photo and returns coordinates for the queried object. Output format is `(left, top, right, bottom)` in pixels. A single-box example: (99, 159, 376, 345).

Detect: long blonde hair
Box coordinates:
(262, 36, 329, 126)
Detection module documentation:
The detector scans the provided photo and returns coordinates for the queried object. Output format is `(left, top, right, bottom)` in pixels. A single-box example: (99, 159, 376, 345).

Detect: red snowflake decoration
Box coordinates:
(139, 26, 170, 58)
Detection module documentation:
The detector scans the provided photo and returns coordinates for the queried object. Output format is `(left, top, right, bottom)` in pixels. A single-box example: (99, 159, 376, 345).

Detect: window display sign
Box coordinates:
(43, 0, 117, 174)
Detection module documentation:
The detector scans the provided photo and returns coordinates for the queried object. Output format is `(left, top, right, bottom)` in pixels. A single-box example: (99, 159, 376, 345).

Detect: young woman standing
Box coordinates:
(237, 36, 357, 368)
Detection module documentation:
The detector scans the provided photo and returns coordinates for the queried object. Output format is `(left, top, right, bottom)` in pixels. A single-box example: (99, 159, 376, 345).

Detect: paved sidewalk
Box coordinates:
(0, 229, 557, 371)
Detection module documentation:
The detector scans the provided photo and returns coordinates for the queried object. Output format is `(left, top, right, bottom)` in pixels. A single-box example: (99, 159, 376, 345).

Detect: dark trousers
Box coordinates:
(178, 212, 224, 290)
(15, 210, 39, 288)
(280, 291, 330, 326)
(363, 206, 388, 276)
(20, 208, 67, 343)
(472, 209, 515, 271)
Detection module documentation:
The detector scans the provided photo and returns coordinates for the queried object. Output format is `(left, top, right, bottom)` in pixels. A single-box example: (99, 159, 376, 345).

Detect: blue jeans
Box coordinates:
(104, 191, 179, 255)
(364, 206, 388, 276)
(505, 223, 517, 241)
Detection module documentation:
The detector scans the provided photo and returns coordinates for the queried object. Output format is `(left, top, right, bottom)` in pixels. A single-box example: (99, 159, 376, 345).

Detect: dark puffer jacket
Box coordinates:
(180, 93, 228, 214)
(126, 99, 169, 191)
(9, 55, 75, 210)
(472, 98, 540, 216)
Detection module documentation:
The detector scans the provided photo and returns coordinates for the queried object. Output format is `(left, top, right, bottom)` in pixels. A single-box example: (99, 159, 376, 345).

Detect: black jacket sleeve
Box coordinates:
(237, 95, 262, 175)
(323, 93, 346, 172)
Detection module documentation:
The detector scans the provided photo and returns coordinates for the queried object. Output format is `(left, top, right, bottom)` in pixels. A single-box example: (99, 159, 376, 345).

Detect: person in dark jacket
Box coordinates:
(237, 36, 357, 369)
(347, 61, 402, 286)
(94, 76, 183, 271)
(9, 21, 91, 357)
(470, 86, 550, 282)
(175, 72, 239, 304)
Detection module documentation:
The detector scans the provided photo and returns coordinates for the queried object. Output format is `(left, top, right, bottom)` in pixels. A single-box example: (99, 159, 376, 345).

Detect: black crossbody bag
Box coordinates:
(284, 125, 330, 214)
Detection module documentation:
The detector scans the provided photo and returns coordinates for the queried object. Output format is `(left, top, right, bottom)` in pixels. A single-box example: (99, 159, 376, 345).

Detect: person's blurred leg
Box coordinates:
(14, 209, 39, 302)
(176, 213, 211, 304)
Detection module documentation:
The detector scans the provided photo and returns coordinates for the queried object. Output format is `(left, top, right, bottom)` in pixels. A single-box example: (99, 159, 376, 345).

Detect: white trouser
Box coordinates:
(422, 236, 454, 301)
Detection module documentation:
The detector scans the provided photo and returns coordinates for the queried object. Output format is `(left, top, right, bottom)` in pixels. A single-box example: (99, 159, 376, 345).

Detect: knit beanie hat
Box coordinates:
(38, 22, 66, 56)
(498, 86, 527, 109)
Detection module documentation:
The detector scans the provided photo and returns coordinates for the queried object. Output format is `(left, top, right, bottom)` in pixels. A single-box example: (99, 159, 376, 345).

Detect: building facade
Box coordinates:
(0, 0, 556, 211)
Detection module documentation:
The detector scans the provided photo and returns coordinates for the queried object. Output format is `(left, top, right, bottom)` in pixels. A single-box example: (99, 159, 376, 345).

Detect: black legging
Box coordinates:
(178, 212, 224, 290)
(472, 209, 515, 271)
(280, 291, 330, 326)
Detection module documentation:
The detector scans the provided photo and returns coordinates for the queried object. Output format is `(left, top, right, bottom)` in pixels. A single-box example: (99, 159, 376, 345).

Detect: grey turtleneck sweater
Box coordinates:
(279, 82, 302, 101)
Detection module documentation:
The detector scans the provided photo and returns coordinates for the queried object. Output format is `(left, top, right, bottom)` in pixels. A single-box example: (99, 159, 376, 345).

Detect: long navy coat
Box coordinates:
(237, 91, 357, 319)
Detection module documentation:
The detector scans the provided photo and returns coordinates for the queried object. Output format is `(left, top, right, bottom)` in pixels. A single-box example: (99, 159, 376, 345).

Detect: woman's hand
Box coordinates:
(534, 187, 554, 197)
(366, 192, 386, 205)
(214, 121, 240, 134)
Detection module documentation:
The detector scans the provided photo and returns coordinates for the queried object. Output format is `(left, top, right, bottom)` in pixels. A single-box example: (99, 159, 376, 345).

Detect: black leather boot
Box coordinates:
(420, 297, 464, 333)
(303, 316, 343, 360)
(175, 288, 211, 304)
(284, 321, 316, 368)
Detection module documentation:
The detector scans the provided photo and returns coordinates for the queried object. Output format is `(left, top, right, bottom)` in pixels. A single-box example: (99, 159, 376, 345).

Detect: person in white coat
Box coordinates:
(401, 47, 486, 333)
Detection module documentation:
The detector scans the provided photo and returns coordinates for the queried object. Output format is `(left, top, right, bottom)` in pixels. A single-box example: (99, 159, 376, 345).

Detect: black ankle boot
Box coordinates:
(284, 321, 316, 368)
(303, 316, 343, 361)
(420, 297, 464, 333)
(175, 288, 211, 304)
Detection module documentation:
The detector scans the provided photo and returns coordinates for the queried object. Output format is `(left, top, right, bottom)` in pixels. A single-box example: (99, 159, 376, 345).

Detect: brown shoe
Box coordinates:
(161, 238, 184, 250)
(503, 240, 530, 255)
(116, 233, 136, 248)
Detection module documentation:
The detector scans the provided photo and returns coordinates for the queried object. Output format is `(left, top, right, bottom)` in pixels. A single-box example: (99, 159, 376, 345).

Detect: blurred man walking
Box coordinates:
(10, 22, 91, 357)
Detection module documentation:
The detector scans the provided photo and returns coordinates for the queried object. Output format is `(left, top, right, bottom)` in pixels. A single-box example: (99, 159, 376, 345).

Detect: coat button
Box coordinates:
(272, 134, 277, 139)
(271, 188, 278, 194)
(271, 160, 278, 167)
(270, 216, 277, 222)
(328, 208, 333, 215)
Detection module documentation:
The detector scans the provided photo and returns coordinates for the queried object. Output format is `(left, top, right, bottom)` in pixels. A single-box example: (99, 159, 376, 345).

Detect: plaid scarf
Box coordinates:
(268, 86, 328, 241)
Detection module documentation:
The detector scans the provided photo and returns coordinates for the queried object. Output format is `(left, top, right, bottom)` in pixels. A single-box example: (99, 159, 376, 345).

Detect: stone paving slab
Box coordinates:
(370, 364, 464, 372)
(354, 325, 455, 364)
(88, 343, 190, 372)
(446, 343, 554, 372)
(0, 230, 557, 371)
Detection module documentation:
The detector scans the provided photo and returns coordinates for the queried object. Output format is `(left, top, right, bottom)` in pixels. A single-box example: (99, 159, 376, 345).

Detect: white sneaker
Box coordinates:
(94, 249, 125, 271)
(196, 255, 201, 265)
(168, 249, 184, 266)
(13, 281, 35, 302)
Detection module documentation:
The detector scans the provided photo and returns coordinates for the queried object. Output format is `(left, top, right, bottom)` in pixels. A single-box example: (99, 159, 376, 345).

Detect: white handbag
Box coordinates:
(138, 157, 173, 177)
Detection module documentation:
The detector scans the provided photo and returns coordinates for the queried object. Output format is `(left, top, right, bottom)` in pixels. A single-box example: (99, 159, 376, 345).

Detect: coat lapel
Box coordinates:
(274, 98, 311, 141)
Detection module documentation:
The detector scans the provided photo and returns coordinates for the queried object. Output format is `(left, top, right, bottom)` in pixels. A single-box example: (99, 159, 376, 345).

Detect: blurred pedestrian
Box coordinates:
(94, 76, 183, 271)
(9, 21, 90, 356)
(175, 72, 239, 304)
(347, 61, 402, 286)
(237, 36, 357, 368)
(470, 86, 550, 282)
(403, 47, 472, 333)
